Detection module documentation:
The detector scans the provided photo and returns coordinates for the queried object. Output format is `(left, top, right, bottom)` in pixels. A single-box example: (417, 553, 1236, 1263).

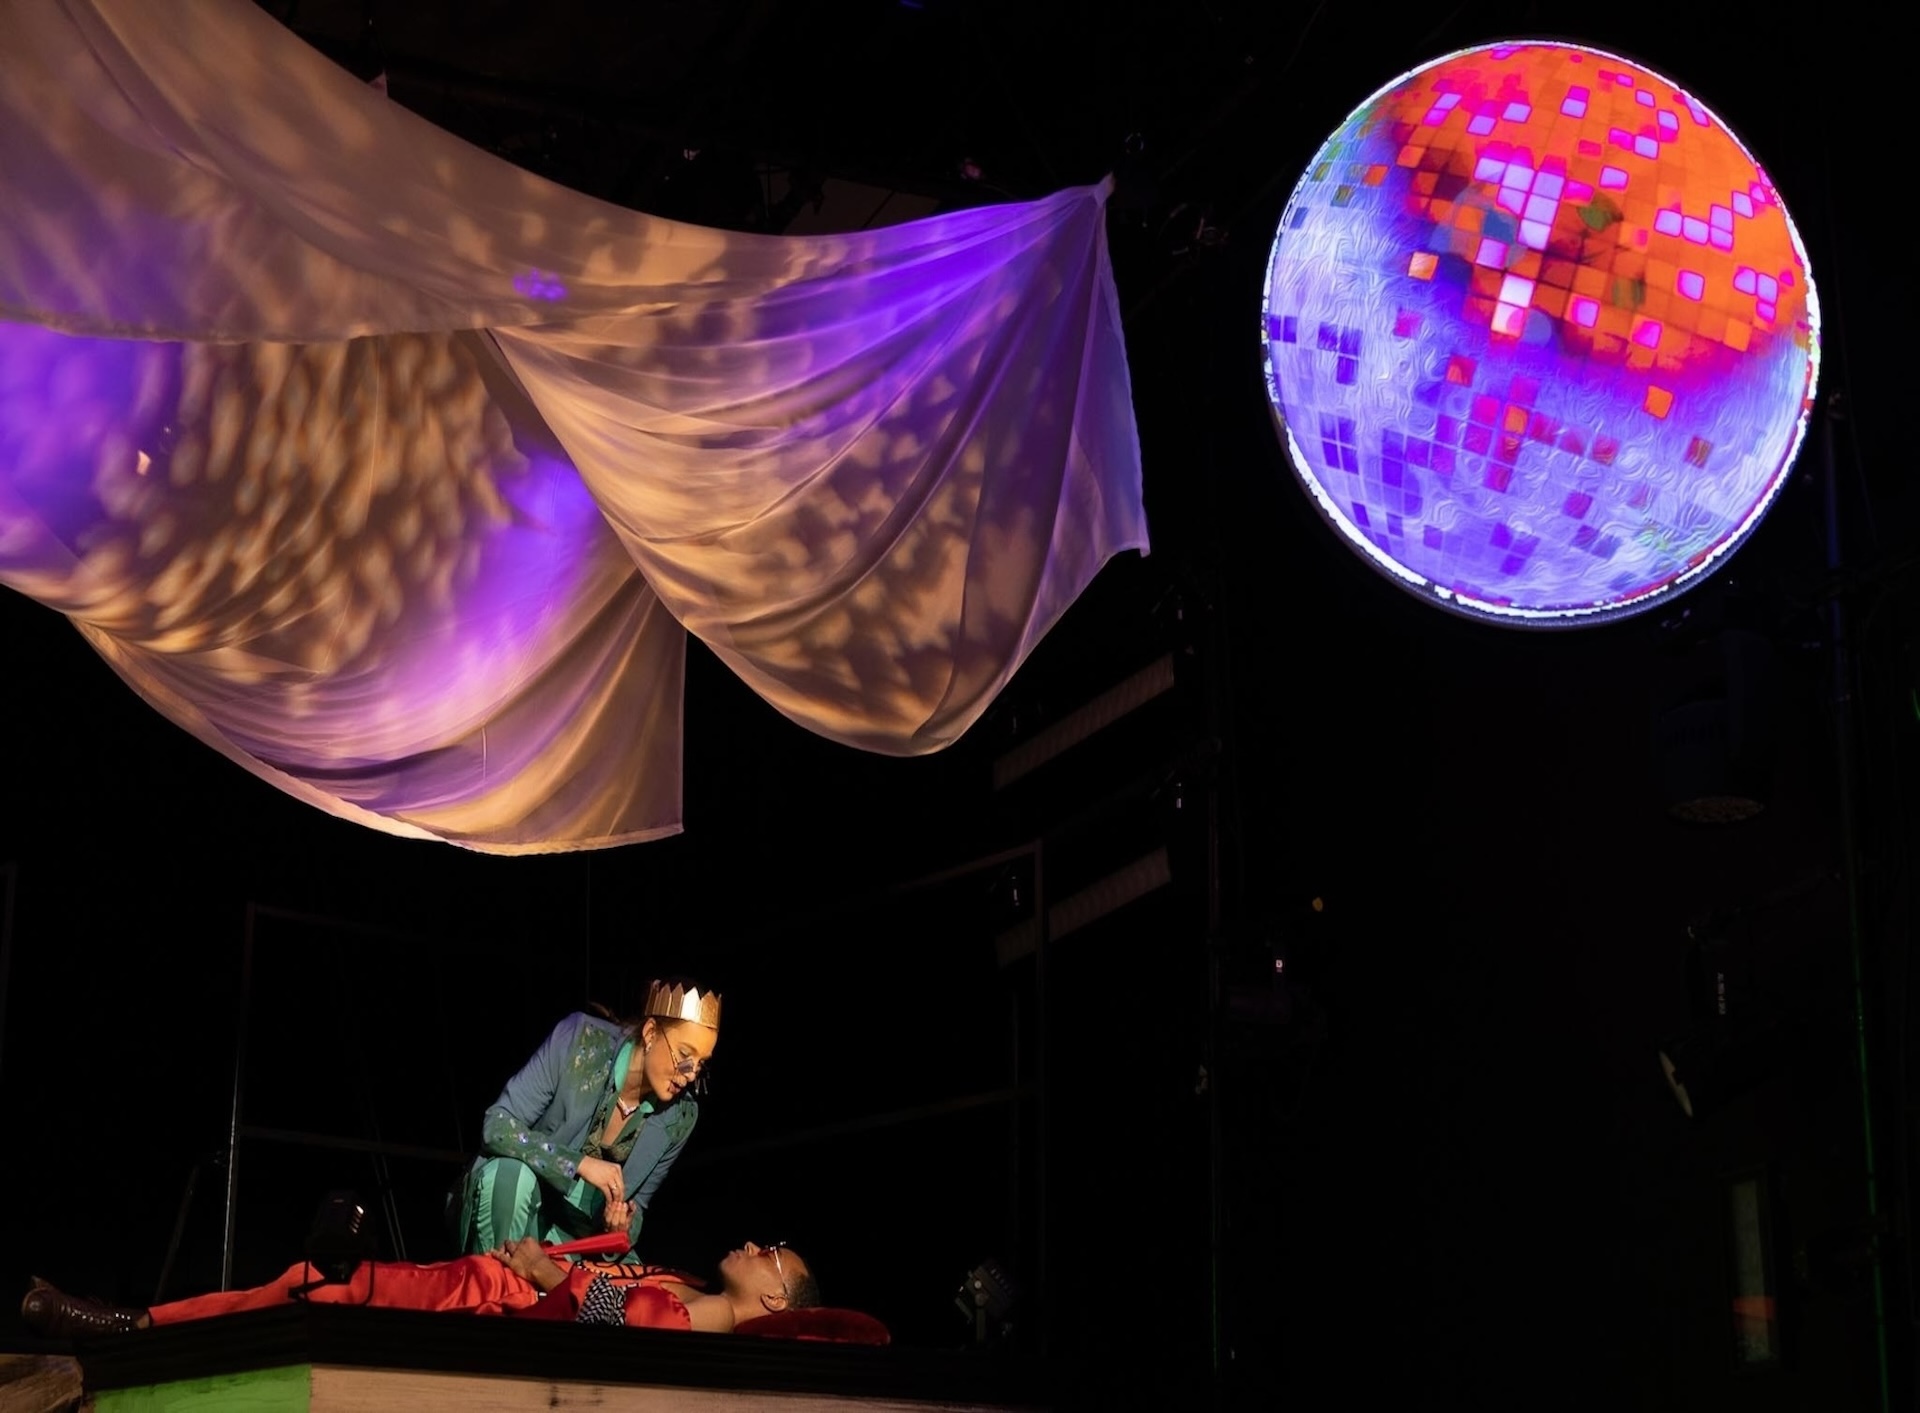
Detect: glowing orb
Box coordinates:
(1261, 42, 1819, 625)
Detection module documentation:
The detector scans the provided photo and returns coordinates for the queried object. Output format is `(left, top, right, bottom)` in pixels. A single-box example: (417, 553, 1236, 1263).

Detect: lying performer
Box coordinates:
(23, 1238, 817, 1337)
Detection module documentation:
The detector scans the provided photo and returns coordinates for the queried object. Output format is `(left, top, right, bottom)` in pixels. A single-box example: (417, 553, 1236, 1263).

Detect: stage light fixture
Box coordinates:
(955, 1258, 1019, 1344)
(303, 1190, 374, 1286)
(1659, 1015, 1783, 1120)
(1654, 628, 1777, 824)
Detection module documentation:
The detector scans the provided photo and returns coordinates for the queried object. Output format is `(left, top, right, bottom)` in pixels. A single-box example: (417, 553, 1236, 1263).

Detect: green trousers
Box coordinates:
(457, 1157, 610, 1253)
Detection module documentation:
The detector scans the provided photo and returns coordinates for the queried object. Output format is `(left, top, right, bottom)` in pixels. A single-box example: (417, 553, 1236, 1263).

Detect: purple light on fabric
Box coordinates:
(512, 269, 568, 300)
(0, 323, 177, 548)
(0, 319, 622, 807)
(0, 0, 1149, 850)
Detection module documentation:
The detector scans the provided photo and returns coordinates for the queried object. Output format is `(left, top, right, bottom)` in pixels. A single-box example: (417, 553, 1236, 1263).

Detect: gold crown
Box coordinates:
(643, 980, 721, 1031)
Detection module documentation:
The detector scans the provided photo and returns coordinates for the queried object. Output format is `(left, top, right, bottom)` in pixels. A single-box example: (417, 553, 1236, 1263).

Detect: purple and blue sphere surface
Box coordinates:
(1262, 41, 1819, 625)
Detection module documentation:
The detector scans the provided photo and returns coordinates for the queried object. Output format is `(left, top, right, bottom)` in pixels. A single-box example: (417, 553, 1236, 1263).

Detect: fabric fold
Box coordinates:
(0, 0, 1147, 850)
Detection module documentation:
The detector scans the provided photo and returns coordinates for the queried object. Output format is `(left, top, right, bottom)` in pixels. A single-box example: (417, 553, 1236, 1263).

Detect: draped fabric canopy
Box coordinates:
(0, 0, 1147, 852)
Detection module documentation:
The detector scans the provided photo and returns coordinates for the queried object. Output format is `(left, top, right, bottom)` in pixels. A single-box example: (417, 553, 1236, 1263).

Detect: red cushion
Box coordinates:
(733, 1307, 891, 1344)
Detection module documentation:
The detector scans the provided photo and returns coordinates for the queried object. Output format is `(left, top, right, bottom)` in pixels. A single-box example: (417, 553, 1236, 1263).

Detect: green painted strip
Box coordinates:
(93, 1363, 310, 1413)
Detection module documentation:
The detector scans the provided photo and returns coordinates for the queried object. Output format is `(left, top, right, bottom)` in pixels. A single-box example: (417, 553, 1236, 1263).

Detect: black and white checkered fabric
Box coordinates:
(577, 1273, 627, 1326)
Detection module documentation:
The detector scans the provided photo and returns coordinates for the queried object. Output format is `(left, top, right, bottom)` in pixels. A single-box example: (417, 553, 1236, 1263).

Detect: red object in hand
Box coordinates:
(540, 1233, 632, 1259)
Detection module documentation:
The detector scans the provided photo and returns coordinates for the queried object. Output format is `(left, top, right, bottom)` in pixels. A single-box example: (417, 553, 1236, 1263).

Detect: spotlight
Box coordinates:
(1654, 629, 1778, 824)
(1659, 1017, 1784, 1120)
(955, 1258, 1018, 1345)
(302, 1190, 373, 1286)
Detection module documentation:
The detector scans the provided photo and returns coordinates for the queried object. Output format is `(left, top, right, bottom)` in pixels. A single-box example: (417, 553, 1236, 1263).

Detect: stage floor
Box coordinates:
(3, 1304, 1064, 1412)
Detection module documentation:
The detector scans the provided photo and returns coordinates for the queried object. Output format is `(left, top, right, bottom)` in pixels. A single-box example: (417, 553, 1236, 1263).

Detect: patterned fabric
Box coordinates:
(577, 1273, 629, 1326)
(512, 1265, 693, 1330)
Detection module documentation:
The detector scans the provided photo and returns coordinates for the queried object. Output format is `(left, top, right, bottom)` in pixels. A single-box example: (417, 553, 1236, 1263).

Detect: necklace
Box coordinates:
(615, 1094, 640, 1119)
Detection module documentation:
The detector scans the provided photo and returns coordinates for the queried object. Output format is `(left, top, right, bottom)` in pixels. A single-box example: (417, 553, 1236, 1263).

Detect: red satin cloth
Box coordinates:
(148, 1257, 691, 1330)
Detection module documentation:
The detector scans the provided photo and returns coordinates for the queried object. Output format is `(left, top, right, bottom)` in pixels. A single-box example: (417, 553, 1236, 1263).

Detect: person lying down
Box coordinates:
(23, 1238, 818, 1335)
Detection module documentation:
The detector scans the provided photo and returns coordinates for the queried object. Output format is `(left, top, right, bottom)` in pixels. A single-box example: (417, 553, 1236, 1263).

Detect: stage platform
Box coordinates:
(0, 1304, 1072, 1412)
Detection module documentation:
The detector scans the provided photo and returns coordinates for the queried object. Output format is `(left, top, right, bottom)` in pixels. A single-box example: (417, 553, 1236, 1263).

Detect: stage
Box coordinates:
(2, 1304, 1065, 1413)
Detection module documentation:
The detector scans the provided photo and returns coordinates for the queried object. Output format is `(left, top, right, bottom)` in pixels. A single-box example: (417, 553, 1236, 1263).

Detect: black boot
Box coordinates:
(20, 1278, 150, 1337)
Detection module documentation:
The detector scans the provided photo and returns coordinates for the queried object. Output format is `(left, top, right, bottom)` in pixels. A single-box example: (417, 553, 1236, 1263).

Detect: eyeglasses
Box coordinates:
(663, 1043, 713, 1094)
(764, 1241, 791, 1298)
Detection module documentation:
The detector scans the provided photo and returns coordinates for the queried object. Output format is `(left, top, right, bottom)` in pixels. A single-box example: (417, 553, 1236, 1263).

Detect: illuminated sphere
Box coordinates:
(1261, 42, 1819, 625)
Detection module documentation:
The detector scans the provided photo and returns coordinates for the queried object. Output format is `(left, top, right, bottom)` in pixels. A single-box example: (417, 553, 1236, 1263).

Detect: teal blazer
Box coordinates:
(463, 1011, 698, 1256)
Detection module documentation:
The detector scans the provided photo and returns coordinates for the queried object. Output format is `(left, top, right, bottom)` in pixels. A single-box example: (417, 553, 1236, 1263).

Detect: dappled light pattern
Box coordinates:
(0, 0, 1146, 851)
(0, 322, 682, 850)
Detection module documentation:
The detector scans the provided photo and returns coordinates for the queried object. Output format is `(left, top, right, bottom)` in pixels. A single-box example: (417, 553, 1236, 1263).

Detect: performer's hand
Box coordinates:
(603, 1197, 633, 1234)
(494, 1237, 567, 1292)
(577, 1155, 624, 1209)
(501, 1237, 544, 1277)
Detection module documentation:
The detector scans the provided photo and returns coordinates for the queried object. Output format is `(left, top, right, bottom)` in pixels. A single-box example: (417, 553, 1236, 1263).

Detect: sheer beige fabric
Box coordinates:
(0, 0, 1147, 851)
